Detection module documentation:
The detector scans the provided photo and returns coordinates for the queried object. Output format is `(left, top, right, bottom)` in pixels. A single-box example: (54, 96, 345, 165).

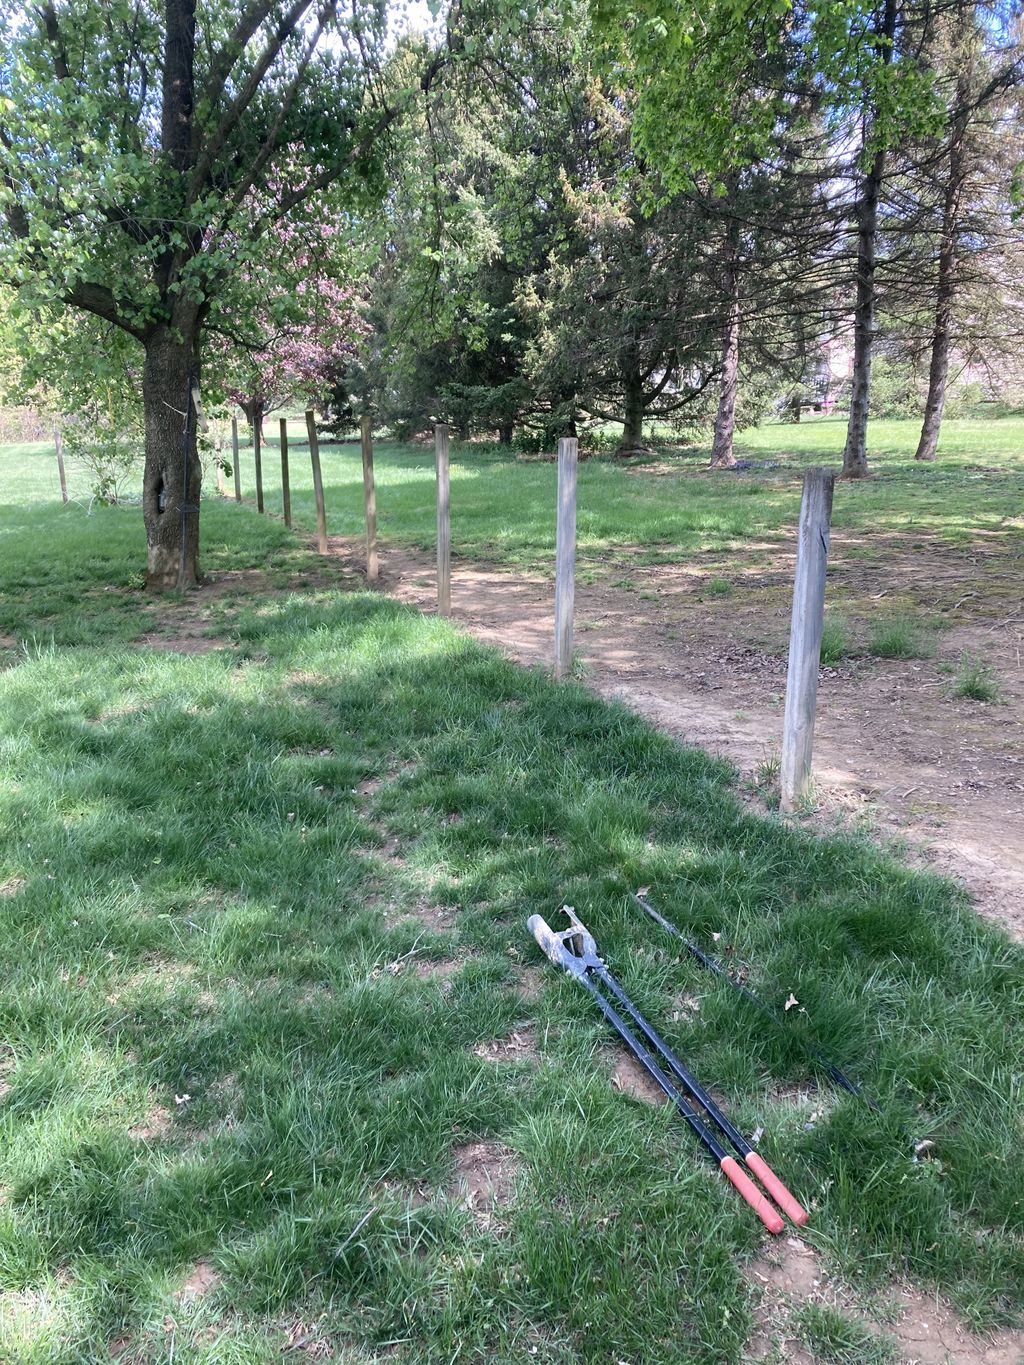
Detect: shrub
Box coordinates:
(62, 405, 144, 504)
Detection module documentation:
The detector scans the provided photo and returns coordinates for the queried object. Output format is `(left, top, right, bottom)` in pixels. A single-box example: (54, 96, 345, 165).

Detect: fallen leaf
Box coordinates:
(636, 886, 650, 898)
(784, 993, 799, 1011)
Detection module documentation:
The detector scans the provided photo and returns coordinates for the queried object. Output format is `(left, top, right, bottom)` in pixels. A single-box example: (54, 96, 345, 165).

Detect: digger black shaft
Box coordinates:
(594, 964, 808, 1227)
(580, 974, 785, 1235)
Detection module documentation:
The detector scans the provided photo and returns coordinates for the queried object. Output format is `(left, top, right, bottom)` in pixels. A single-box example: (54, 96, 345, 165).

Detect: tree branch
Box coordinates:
(33, 3, 70, 80)
(66, 281, 151, 342)
(197, 0, 287, 129)
(188, 0, 317, 204)
(218, 8, 330, 219)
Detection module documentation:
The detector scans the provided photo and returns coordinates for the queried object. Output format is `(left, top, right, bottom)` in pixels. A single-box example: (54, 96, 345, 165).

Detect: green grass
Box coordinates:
(952, 652, 1002, 703)
(793, 1304, 897, 1364)
(867, 614, 934, 660)
(819, 614, 849, 665)
(206, 413, 1024, 578)
(23, 412, 1024, 585)
(1, 438, 1024, 1361)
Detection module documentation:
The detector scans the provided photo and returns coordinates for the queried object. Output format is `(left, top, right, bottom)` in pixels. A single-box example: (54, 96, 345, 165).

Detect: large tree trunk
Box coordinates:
(498, 422, 513, 445)
(841, 0, 897, 480)
(142, 323, 202, 590)
(710, 232, 741, 469)
(916, 92, 968, 463)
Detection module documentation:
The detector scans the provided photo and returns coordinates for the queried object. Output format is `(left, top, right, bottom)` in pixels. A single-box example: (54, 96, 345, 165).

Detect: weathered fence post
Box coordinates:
(435, 423, 451, 616)
(554, 435, 579, 680)
(304, 409, 328, 553)
(54, 427, 68, 503)
(253, 419, 264, 513)
(360, 415, 378, 583)
(231, 417, 242, 501)
(279, 417, 292, 528)
(780, 467, 835, 812)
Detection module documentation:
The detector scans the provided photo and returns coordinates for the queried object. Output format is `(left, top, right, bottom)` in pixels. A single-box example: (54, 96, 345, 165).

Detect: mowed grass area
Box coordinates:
(1, 440, 1024, 1362)
(209, 413, 1024, 577)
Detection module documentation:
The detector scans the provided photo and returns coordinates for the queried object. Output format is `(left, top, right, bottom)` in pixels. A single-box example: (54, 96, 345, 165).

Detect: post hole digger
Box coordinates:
(528, 907, 809, 1236)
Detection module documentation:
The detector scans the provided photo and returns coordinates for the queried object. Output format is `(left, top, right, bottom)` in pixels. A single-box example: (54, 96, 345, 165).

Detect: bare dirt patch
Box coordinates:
(744, 1236, 1024, 1365)
(473, 1026, 539, 1062)
(449, 1141, 523, 1228)
(398, 897, 453, 931)
(138, 631, 226, 654)
(358, 827, 407, 867)
(128, 1104, 173, 1141)
(280, 1317, 337, 1359)
(175, 1259, 221, 1303)
(0, 875, 25, 897)
(607, 1048, 667, 1106)
(332, 536, 1024, 942)
(136, 567, 275, 656)
(411, 956, 465, 980)
(511, 965, 545, 1002)
(375, 1176, 435, 1209)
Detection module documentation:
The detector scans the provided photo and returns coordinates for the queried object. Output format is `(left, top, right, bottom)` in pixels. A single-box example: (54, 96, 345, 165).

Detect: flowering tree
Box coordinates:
(210, 218, 366, 433)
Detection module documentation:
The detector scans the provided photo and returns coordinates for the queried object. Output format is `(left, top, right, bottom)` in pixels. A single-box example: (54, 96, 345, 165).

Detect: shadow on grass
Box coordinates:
(1, 584, 1022, 1361)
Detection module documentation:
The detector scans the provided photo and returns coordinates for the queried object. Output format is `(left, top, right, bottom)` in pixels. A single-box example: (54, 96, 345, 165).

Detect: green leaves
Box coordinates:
(590, 0, 940, 195)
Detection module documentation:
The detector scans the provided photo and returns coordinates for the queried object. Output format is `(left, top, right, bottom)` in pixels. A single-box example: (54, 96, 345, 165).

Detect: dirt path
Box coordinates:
(325, 533, 1024, 942)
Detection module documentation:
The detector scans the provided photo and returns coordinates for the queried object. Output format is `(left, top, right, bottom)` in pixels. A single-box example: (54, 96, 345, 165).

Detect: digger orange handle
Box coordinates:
(720, 1157, 785, 1235)
(745, 1152, 809, 1227)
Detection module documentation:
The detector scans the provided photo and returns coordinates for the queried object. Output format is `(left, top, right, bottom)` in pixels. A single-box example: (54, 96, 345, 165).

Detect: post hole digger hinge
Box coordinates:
(528, 906, 809, 1235)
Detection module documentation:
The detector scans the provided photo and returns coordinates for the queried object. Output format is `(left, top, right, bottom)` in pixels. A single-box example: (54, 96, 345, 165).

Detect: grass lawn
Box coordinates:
(198, 413, 1024, 578)
(1, 433, 1023, 1362)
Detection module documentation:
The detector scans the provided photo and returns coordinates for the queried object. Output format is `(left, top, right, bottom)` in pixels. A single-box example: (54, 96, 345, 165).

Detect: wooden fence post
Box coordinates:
(279, 417, 291, 528)
(54, 427, 68, 503)
(231, 417, 241, 501)
(780, 467, 835, 812)
(304, 409, 328, 553)
(253, 419, 264, 513)
(435, 423, 451, 616)
(360, 415, 378, 583)
(554, 435, 579, 680)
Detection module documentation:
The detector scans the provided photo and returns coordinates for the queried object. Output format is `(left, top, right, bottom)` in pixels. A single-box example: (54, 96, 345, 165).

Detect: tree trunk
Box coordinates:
(498, 423, 513, 445)
(841, 149, 885, 478)
(238, 397, 265, 440)
(841, 0, 897, 481)
(618, 366, 647, 455)
(142, 323, 202, 590)
(916, 93, 968, 463)
(710, 233, 741, 468)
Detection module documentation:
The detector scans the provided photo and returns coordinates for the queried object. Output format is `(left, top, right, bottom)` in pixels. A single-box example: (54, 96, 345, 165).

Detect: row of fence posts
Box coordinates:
(59, 413, 831, 810)
(223, 411, 377, 582)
